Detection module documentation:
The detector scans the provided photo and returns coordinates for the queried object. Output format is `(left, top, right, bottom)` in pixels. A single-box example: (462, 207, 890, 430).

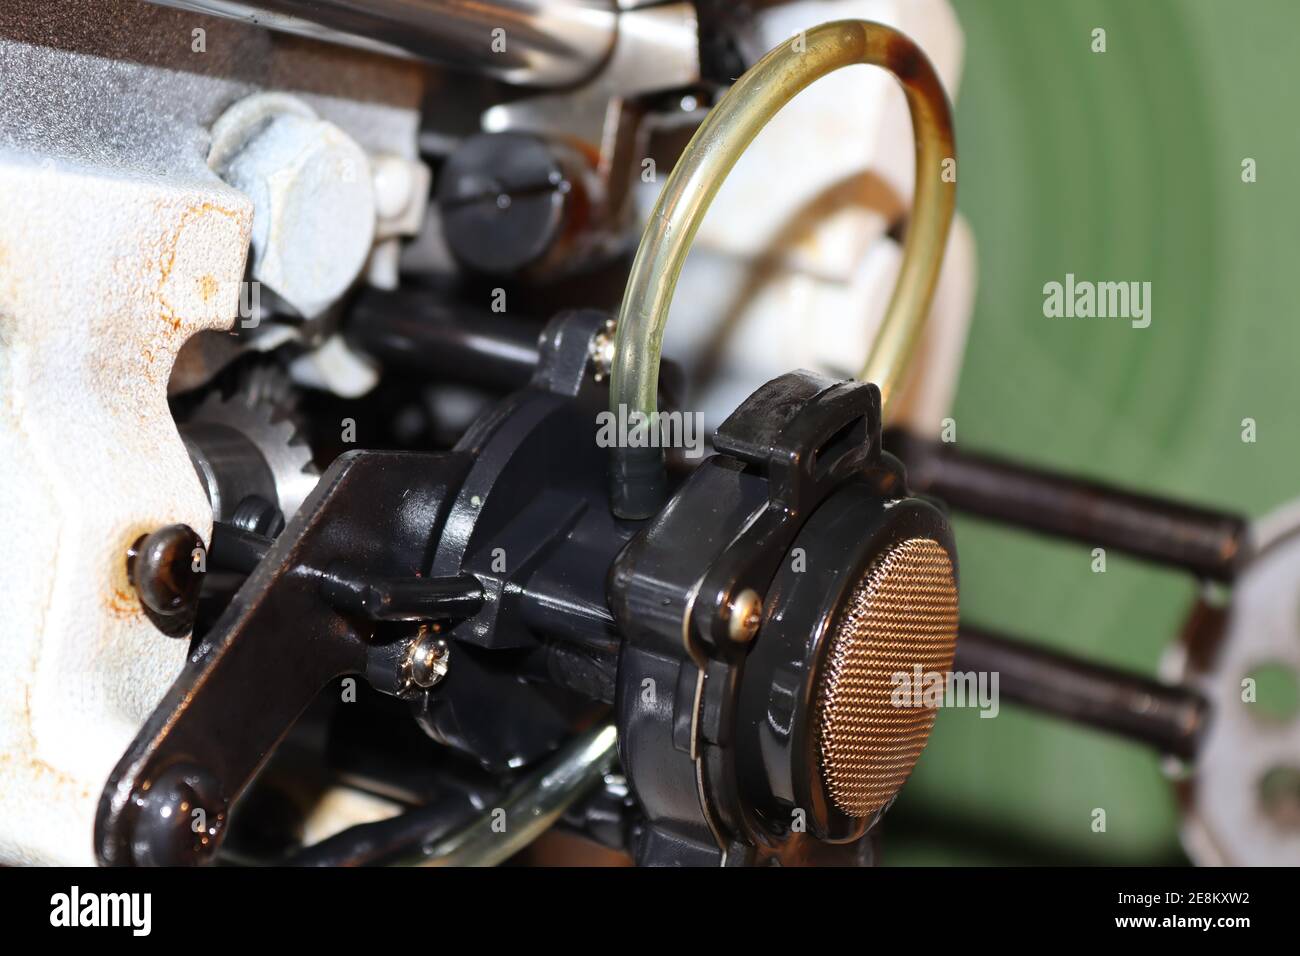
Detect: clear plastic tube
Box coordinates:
(609, 19, 957, 517)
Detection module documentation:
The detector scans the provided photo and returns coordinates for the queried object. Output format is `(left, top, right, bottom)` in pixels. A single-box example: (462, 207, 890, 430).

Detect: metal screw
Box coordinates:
(590, 318, 617, 382)
(126, 524, 205, 623)
(727, 588, 764, 643)
(404, 628, 451, 690)
(231, 494, 285, 538)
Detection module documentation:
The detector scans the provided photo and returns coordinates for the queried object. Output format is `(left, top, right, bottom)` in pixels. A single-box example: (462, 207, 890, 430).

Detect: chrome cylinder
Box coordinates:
(144, 0, 620, 86)
(408, 723, 618, 866)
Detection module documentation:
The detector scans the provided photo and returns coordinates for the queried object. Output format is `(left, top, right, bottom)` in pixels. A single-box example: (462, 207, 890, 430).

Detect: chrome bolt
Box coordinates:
(404, 629, 451, 690)
(589, 318, 617, 382)
(727, 588, 764, 643)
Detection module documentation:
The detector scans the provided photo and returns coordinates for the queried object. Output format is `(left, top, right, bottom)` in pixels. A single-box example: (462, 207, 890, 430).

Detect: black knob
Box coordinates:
(437, 132, 581, 276)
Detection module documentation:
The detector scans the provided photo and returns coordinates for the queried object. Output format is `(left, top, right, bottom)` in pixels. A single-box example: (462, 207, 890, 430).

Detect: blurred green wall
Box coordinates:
(888, 0, 1300, 864)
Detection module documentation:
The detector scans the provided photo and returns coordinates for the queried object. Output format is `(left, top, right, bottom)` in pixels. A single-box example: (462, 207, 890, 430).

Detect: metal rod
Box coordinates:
(521, 641, 618, 704)
(208, 521, 272, 574)
(142, 0, 619, 86)
(290, 786, 495, 867)
(889, 431, 1249, 582)
(401, 722, 618, 866)
(954, 625, 1208, 759)
(346, 288, 540, 391)
(321, 569, 485, 622)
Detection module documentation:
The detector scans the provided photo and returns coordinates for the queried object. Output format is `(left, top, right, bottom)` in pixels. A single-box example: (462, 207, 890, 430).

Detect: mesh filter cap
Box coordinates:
(814, 537, 958, 818)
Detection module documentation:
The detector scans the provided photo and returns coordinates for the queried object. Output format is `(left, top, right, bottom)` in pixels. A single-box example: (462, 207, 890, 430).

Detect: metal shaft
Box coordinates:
(889, 432, 1249, 582)
(143, 0, 619, 86)
(403, 722, 619, 866)
(346, 288, 541, 390)
(321, 571, 485, 622)
(208, 521, 272, 574)
(290, 784, 497, 867)
(955, 625, 1207, 759)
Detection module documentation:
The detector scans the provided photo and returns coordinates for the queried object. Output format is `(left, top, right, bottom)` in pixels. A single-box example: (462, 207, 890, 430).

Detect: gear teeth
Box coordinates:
(184, 364, 318, 521)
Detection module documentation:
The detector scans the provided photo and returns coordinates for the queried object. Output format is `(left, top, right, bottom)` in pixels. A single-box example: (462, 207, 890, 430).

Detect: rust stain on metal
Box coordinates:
(197, 273, 218, 302)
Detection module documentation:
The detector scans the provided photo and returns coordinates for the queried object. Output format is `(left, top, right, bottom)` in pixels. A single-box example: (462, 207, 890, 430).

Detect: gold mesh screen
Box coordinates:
(814, 537, 958, 818)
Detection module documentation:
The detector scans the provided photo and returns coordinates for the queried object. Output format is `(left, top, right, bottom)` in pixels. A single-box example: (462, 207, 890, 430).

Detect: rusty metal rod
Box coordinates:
(888, 431, 1249, 582)
(954, 625, 1208, 759)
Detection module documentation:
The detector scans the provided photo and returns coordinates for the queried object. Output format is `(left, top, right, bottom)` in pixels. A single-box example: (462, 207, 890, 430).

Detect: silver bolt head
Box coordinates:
(728, 588, 764, 643)
(408, 635, 450, 689)
(589, 319, 617, 382)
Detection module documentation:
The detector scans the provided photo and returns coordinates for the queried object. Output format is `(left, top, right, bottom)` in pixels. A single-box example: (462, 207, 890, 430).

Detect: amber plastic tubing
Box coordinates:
(608, 19, 956, 517)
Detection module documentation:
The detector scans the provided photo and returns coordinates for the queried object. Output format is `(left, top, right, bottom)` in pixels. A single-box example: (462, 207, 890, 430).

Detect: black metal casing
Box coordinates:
(609, 371, 957, 865)
(99, 303, 956, 867)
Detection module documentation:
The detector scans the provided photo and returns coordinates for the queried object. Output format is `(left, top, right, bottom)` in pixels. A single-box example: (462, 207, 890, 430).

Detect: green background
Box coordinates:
(887, 0, 1300, 864)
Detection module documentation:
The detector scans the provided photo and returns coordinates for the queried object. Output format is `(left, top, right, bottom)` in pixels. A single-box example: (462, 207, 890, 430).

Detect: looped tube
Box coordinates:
(608, 19, 957, 518)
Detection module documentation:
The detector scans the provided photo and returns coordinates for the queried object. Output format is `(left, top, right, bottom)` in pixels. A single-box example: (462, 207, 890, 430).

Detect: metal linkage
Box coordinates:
(96, 450, 470, 866)
(100, 310, 627, 866)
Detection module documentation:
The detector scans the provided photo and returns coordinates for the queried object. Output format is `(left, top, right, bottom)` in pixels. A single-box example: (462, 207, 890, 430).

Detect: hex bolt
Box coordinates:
(208, 93, 377, 319)
(727, 588, 764, 643)
(126, 524, 206, 620)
